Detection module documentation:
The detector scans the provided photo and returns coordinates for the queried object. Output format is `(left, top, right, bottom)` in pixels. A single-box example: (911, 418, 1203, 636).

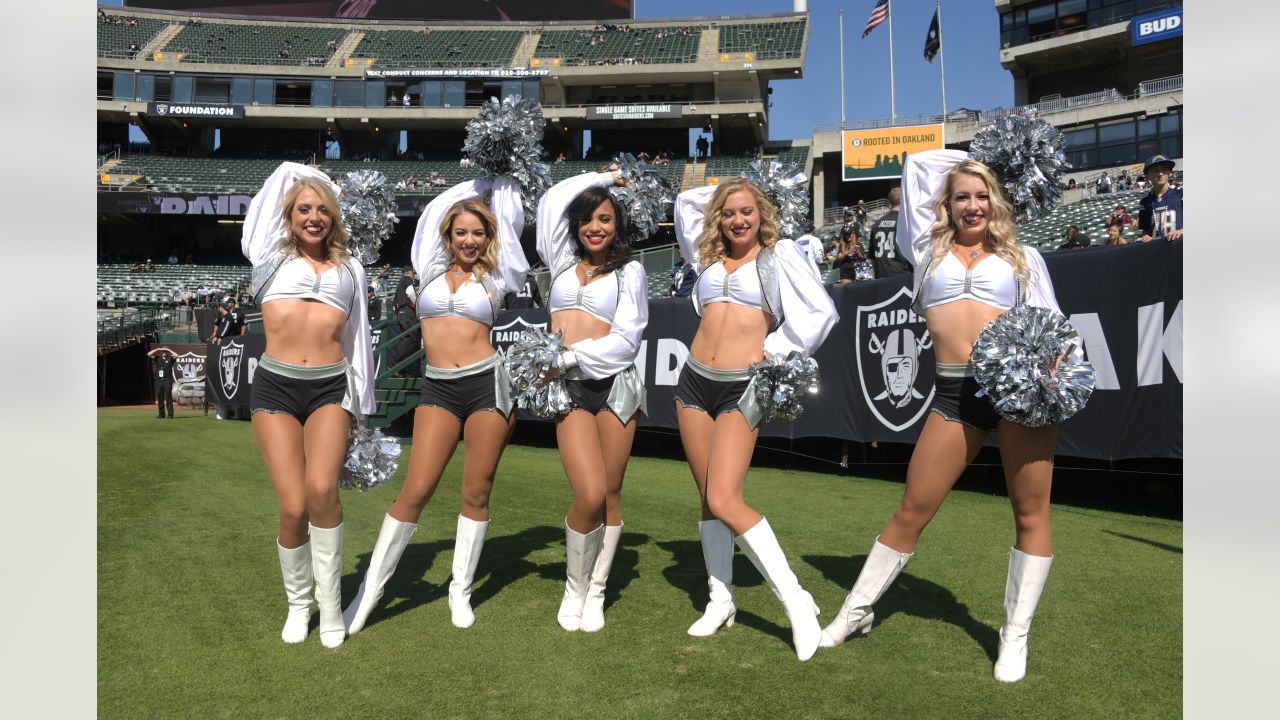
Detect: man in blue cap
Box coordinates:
(1139, 155, 1183, 242)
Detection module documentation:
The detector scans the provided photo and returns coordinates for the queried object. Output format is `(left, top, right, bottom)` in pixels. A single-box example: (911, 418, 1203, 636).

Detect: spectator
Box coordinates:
(695, 135, 708, 159)
(167, 252, 179, 265)
(126, 43, 139, 59)
(1096, 172, 1112, 194)
(1139, 154, 1183, 242)
(793, 223, 824, 272)
(503, 276, 543, 309)
(1067, 178, 1077, 189)
(854, 199, 868, 227)
(1056, 224, 1090, 251)
(1104, 224, 1127, 246)
(375, 263, 391, 293)
(869, 186, 912, 279)
(388, 91, 398, 106)
(326, 39, 337, 53)
(671, 257, 697, 298)
(403, 92, 412, 107)
(145, 259, 156, 273)
(390, 269, 421, 377)
(1105, 204, 1136, 229)
(554, 152, 567, 164)
(836, 210, 866, 284)
(367, 286, 382, 325)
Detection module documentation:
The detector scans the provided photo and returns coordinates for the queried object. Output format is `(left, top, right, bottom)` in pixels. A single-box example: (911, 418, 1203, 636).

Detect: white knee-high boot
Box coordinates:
(342, 513, 419, 635)
(993, 547, 1054, 683)
(277, 540, 313, 644)
(579, 523, 622, 633)
(308, 523, 345, 649)
(820, 536, 913, 647)
(448, 515, 489, 629)
(735, 518, 822, 661)
(687, 519, 736, 637)
(557, 522, 605, 631)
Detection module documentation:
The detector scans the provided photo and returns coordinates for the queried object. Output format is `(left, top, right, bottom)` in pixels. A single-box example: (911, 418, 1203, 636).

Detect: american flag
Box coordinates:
(863, 0, 890, 38)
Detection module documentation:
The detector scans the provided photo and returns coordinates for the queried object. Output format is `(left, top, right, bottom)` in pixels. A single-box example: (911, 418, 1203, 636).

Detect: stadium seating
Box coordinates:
(1014, 189, 1147, 250)
(110, 156, 285, 194)
(718, 19, 807, 60)
(162, 21, 347, 65)
(351, 29, 523, 68)
(533, 26, 702, 66)
(97, 15, 169, 57)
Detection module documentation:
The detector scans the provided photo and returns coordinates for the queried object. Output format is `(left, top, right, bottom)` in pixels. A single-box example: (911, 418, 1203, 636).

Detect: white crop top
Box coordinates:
(919, 253, 1018, 311)
(695, 259, 764, 312)
(416, 273, 493, 326)
(260, 256, 357, 316)
(549, 269, 619, 324)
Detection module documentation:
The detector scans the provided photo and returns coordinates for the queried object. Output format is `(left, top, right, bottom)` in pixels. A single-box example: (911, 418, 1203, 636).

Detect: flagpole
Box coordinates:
(937, 0, 948, 118)
(888, 0, 896, 122)
(839, 10, 846, 127)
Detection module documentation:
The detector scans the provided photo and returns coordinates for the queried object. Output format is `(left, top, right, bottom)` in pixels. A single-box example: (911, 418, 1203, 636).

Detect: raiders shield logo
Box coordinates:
(175, 351, 205, 381)
(855, 286, 935, 432)
(156, 103, 169, 116)
(219, 340, 244, 399)
(490, 314, 548, 354)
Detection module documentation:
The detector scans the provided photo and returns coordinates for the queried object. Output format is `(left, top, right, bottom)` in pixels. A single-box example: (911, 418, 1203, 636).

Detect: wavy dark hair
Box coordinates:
(566, 185, 631, 275)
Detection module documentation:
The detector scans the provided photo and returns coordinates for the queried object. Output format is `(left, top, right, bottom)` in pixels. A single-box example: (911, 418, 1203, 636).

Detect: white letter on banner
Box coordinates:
(633, 340, 648, 383)
(1137, 300, 1183, 386)
(1068, 313, 1119, 390)
(160, 197, 186, 214)
(247, 357, 258, 385)
(655, 339, 689, 386)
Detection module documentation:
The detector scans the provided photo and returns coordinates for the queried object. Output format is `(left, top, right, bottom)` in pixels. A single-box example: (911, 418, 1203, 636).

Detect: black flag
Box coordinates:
(923, 8, 941, 63)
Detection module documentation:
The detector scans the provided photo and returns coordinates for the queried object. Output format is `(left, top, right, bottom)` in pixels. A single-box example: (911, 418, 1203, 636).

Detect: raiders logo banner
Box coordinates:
(206, 334, 266, 408)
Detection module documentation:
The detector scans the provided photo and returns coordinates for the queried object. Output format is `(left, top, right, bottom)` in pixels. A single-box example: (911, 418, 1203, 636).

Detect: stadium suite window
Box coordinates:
(443, 81, 464, 109)
(420, 80, 442, 108)
(311, 79, 333, 107)
(112, 72, 134, 102)
(172, 76, 194, 104)
(335, 79, 363, 107)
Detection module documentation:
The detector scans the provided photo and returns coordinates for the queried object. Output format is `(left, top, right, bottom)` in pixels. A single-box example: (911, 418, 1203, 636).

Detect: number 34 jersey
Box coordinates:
(869, 210, 913, 279)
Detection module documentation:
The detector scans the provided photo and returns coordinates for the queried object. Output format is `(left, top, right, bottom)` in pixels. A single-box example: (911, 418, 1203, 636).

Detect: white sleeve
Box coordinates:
(764, 239, 838, 357)
(897, 149, 970, 267)
(341, 258, 377, 416)
(1021, 246, 1085, 365)
(241, 162, 340, 267)
(410, 179, 492, 278)
(488, 176, 529, 296)
(562, 262, 649, 379)
(536, 172, 615, 274)
(674, 185, 718, 273)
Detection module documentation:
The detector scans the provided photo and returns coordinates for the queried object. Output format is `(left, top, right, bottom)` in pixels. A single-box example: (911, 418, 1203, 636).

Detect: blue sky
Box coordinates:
(102, 0, 1013, 142)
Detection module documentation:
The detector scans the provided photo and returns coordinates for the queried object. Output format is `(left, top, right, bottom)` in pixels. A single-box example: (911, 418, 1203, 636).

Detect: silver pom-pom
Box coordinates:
(461, 95, 552, 225)
(338, 170, 399, 265)
(610, 153, 674, 243)
(969, 114, 1070, 223)
(503, 326, 574, 418)
(747, 351, 821, 422)
(971, 305, 1096, 427)
(339, 425, 401, 491)
(741, 159, 809, 239)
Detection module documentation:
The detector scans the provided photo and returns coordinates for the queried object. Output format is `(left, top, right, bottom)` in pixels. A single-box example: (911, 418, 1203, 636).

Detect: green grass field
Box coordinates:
(99, 408, 1181, 719)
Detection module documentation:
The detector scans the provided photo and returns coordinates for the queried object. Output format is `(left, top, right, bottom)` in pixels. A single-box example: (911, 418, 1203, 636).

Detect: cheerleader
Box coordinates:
(820, 150, 1078, 683)
(242, 162, 375, 649)
(535, 169, 648, 632)
(672, 179, 838, 661)
(343, 177, 528, 634)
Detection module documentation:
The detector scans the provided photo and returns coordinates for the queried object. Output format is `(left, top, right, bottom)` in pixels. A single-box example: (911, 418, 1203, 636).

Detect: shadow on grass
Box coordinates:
(1101, 529, 1182, 554)
(343, 524, 563, 630)
(806, 553, 999, 662)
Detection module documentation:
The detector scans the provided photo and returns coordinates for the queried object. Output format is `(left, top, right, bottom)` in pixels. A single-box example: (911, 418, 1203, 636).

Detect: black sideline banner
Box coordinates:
(205, 241, 1181, 459)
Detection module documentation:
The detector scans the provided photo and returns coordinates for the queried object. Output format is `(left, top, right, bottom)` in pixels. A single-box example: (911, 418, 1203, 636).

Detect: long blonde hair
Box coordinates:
(281, 178, 350, 265)
(927, 159, 1029, 284)
(439, 199, 500, 281)
(698, 178, 780, 267)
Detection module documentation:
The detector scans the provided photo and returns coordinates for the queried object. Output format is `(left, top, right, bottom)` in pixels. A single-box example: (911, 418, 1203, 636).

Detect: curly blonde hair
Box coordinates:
(927, 159, 1029, 284)
(698, 178, 780, 267)
(281, 178, 350, 265)
(439, 199, 500, 281)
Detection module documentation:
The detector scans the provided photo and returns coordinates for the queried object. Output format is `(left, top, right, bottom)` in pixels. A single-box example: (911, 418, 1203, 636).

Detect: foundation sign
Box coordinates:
(842, 123, 945, 181)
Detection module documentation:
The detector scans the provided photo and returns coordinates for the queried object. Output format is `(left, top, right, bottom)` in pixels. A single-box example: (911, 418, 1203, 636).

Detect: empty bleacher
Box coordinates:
(717, 19, 807, 60)
(97, 15, 169, 57)
(351, 29, 523, 68)
(162, 21, 347, 65)
(110, 156, 285, 194)
(532, 26, 703, 66)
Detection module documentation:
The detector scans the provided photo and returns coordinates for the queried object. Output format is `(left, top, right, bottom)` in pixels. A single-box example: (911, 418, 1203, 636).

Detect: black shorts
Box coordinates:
(929, 375, 1003, 433)
(564, 375, 615, 415)
(673, 361, 750, 420)
(418, 367, 504, 422)
(250, 360, 349, 425)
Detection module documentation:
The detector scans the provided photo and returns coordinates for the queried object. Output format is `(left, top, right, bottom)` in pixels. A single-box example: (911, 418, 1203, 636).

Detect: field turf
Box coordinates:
(99, 408, 1181, 719)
